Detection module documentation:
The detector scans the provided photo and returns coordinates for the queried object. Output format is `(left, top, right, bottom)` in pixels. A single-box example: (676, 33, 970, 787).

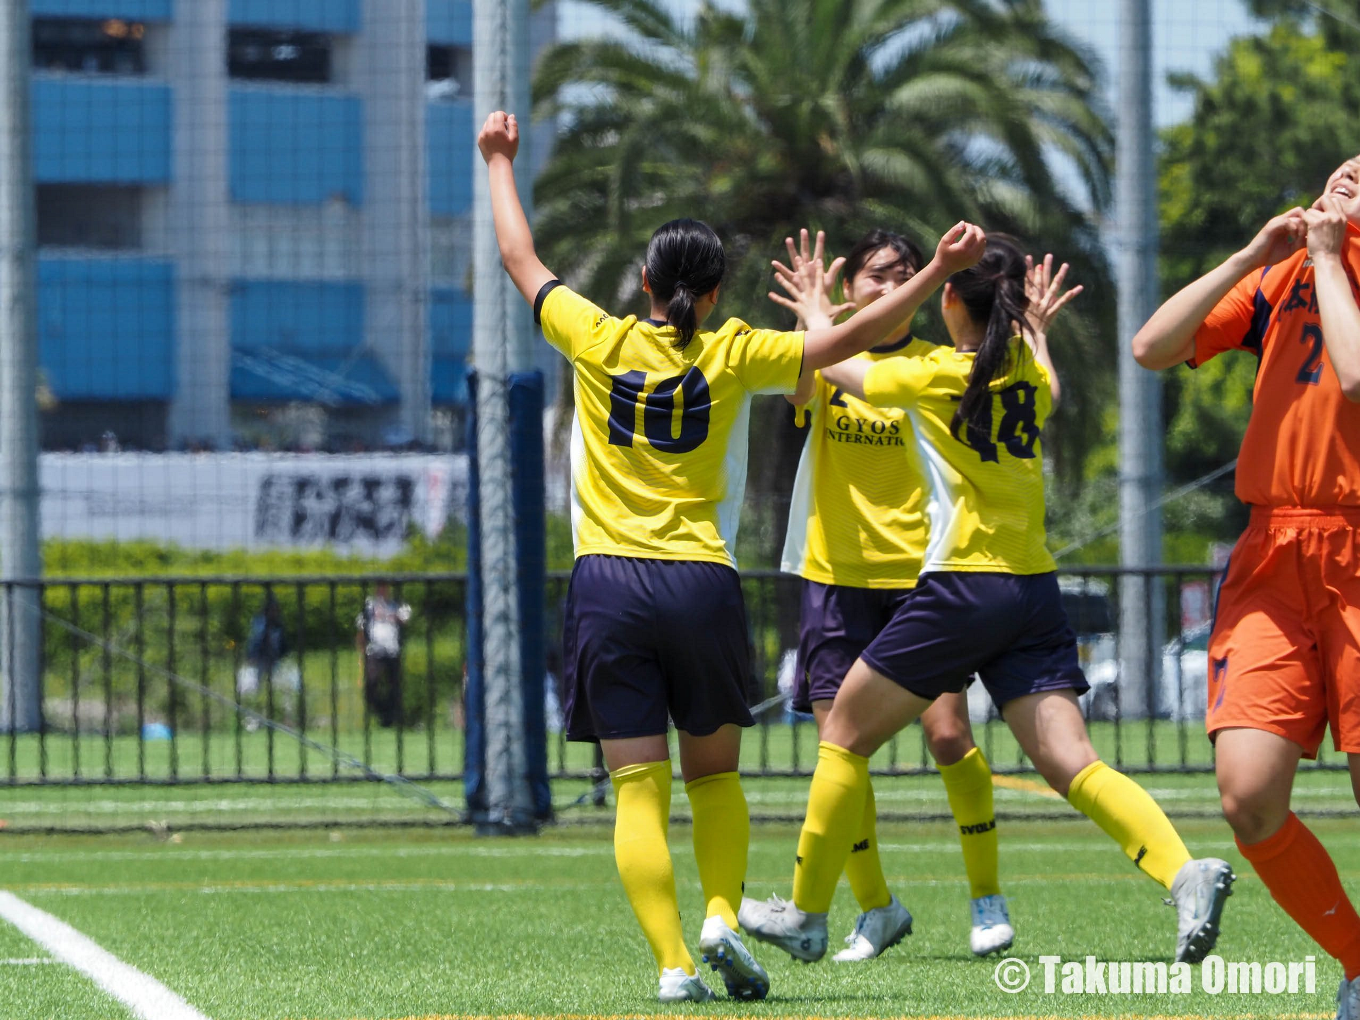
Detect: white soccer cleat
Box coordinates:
(1170, 857, 1235, 963)
(1337, 975, 1360, 1020)
(970, 894, 1015, 956)
(832, 895, 914, 962)
(699, 914, 770, 1000)
(657, 967, 715, 1003)
(737, 894, 829, 962)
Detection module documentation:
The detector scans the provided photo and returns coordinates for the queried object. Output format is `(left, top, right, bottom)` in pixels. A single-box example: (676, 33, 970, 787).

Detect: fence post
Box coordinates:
(0, 0, 42, 736)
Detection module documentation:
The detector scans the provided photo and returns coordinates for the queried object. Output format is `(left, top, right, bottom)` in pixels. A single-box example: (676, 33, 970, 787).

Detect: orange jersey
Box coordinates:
(1192, 224, 1360, 507)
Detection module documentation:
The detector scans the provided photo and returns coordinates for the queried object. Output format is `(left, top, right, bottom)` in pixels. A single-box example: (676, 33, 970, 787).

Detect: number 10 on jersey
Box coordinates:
(607, 368, 713, 453)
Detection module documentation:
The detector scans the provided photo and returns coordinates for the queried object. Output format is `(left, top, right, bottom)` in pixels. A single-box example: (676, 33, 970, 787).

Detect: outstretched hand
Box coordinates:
(934, 222, 987, 274)
(477, 111, 520, 165)
(769, 229, 854, 326)
(1024, 254, 1083, 334)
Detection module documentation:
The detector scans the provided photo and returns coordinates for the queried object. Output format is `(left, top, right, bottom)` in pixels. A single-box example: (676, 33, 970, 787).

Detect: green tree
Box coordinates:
(531, 0, 1113, 565)
(1156, 19, 1360, 547)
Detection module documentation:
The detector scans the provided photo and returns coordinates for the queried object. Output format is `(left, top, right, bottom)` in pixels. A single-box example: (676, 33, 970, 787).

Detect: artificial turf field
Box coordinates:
(0, 773, 1356, 1020)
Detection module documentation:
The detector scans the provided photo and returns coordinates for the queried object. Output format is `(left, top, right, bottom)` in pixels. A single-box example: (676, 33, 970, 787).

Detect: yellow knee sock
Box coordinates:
(1066, 760, 1191, 890)
(843, 779, 892, 911)
(612, 761, 694, 974)
(792, 741, 870, 914)
(938, 747, 1001, 899)
(686, 771, 748, 929)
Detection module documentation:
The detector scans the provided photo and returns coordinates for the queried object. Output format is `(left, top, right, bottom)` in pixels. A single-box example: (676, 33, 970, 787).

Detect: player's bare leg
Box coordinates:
(924, 692, 1010, 954)
(1005, 689, 1232, 962)
(1219, 730, 1360, 1014)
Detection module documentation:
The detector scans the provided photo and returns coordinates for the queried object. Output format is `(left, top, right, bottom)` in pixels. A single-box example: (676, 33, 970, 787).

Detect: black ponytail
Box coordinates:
(644, 219, 726, 350)
(948, 236, 1033, 449)
(666, 281, 697, 349)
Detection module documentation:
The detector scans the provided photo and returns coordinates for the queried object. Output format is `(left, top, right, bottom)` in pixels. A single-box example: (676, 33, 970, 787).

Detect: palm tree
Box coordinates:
(532, 0, 1114, 565)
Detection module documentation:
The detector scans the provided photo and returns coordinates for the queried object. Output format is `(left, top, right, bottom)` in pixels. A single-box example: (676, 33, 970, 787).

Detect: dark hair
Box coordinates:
(948, 235, 1033, 448)
(644, 218, 726, 350)
(842, 229, 925, 286)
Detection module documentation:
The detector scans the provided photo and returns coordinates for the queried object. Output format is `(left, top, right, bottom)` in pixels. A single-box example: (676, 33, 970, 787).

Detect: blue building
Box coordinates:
(31, 0, 555, 450)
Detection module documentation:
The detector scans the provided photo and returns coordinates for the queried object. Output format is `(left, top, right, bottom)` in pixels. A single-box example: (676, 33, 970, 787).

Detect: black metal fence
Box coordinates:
(0, 566, 1346, 791)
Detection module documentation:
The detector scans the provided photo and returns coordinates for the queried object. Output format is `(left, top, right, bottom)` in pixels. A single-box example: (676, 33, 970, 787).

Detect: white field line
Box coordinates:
(0, 783, 1350, 816)
(19, 872, 1163, 898)
(0, 834, 1242, 867)
(0, 890, 211, 1020)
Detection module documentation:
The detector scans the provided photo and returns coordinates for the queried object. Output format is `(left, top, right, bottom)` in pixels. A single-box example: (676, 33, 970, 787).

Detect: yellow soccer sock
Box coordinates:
(792, 742, 870, 914)
(611, 761, 694, 974)
(1066, 760, 1191, 891)
(938, 747, 1001, 899)
(843, 779, 892, 911)
(686, 771, 748, 929)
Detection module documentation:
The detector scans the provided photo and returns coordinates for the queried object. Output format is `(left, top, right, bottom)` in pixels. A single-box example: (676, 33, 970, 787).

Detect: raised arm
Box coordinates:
(1304, 195, 1360, 401)
(478, 111, 555, 306)
(1023, 253, 1084, 406)
(1131, 208, 1307, 370)
(798, 223, 986, 373)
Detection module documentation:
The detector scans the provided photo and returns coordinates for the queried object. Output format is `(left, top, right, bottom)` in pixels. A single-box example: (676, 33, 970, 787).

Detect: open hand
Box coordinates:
(769, 229, 854, 326)
(1024, 254, 1083, 334)
(477, 111, 520, 165)
(934, 222, 987, 274)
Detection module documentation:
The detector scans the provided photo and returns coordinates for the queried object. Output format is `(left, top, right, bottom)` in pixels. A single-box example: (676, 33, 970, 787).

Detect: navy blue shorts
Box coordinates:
(861, 571, 1089, 708)
(794, 580, 914, 712)
(562, 555, 756, 742)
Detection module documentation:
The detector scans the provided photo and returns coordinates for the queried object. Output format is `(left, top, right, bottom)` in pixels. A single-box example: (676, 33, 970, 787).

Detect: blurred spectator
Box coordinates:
(356, 583, 412, 728)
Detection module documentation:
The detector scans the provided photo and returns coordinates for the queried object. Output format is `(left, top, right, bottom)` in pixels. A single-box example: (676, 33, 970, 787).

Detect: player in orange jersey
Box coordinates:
(1133, 155, 1360, 1020)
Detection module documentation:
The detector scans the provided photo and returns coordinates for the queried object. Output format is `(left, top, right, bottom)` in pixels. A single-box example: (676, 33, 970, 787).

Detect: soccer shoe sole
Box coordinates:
(739, 924, 827, 963)
(1176, 864, 1235, 964)
(699, 930, 769, 1000)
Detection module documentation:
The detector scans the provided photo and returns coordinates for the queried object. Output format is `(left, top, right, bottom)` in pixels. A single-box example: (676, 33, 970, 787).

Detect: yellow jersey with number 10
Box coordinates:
(862, 338, 1054, 575)
(781, 337, 935, 588)
(537, 282, 804, 566)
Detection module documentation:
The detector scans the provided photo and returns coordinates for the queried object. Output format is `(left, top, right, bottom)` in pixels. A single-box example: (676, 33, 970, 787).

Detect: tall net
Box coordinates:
(4, 0, 1358, 833)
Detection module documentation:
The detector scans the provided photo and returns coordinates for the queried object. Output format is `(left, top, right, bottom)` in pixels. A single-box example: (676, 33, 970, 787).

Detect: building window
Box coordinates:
(427, 45, 471, 101)
(33, 18, 146, 75)
(38, 185, 143, 250)
(229, 29, 332, 84)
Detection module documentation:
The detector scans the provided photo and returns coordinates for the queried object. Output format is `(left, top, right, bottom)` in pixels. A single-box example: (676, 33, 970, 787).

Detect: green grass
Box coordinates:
(0, 812, 1355, 1019)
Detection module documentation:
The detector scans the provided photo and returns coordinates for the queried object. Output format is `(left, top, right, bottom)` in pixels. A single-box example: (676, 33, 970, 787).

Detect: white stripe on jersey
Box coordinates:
(713, 393, 751, 566)
(780, 418, 816, 576)
(907, 406, 957, 573)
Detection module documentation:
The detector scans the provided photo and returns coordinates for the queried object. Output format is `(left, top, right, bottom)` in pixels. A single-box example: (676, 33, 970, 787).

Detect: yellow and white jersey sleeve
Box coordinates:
(862, 339, 1055, 576)
(780, 338, 933, 589)
(539, 283, 804, 565)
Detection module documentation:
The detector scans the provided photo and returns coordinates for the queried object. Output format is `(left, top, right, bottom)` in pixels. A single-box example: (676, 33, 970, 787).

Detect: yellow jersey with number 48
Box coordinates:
(862, 338, 1054, 575)
(537, 282, 804, 565)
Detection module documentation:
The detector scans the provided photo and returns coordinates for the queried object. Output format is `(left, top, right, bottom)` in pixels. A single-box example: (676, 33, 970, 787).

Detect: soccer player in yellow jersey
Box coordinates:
(478, 110, 986, 1003)
(741, 230, 1077, 961)
(740, 234, 1236, 967)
